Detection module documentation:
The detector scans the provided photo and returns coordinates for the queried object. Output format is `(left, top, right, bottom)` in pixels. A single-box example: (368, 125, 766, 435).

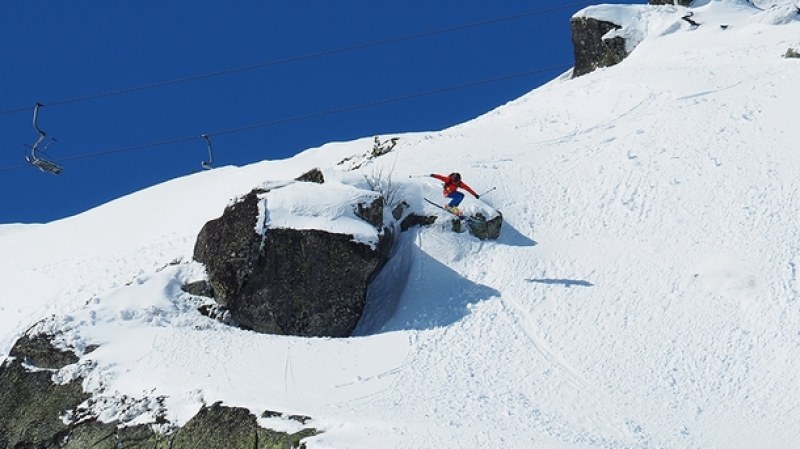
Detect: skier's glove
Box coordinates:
(475, 195, 480, 199)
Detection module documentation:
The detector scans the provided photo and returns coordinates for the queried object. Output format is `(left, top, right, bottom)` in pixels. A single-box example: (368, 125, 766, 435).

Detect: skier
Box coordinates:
(430, 172, 479, 216)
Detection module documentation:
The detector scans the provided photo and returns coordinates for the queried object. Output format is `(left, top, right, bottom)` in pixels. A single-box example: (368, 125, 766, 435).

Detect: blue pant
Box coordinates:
(447, 191, 464, 207)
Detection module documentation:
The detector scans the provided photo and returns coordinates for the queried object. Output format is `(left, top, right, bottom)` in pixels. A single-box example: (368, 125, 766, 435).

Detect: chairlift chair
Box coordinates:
(25, 103, 63, 175)
(200, 134, 214, 169)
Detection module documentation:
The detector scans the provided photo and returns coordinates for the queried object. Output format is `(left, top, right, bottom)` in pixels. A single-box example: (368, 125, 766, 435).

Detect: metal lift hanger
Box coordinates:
(25, 103, 63, 175)
(200, 134, 214, 170)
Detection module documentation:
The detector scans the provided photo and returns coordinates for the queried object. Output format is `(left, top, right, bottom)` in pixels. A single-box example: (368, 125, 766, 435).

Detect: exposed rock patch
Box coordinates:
(295, 167, 325, 184)
(571, 16, 628, 77)
(649, 0, 692, 5)
(0, 333, 317, 448)
(193, 190, 264, 306)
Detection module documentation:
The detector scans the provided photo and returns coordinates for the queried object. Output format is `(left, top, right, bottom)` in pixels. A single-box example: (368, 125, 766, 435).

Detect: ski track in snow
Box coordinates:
(2, 2, 800, 448)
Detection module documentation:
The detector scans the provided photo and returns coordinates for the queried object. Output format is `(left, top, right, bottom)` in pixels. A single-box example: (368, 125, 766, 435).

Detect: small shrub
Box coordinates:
(362, 166, 401, 209)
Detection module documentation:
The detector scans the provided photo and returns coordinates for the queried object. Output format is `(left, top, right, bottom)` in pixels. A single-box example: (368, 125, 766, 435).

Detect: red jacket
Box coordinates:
(431, 173, 478, 197)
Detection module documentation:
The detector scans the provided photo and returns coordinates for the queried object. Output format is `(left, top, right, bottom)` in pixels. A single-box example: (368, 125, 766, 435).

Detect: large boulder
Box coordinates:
(193, 182, 393, 337)
(571, 16, 628, 77)
(235, 227, 391, 336)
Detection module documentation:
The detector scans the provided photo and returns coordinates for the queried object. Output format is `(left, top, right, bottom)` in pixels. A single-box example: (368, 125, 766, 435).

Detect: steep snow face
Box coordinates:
(1, 1, 800, 449)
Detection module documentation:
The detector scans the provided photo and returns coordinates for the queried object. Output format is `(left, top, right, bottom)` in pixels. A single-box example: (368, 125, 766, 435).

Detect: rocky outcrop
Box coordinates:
(234, 227, 392, 336)
(572, 1, 698, 77)
(172, 402, 316, 449)
(649, 0, 692, 5)
(295, 167, 325, 184)
(466, 212, 503, 241)
(571, 17, 628, 77)
(400, 212, 437, 232)
(0, 335, 90, 448)
(0, 334, 168, 448)
(193, 190, 265, 306)
(393, 199, 503, 240)
(193, 185, 392, 337)
(0, 333, 317, 448)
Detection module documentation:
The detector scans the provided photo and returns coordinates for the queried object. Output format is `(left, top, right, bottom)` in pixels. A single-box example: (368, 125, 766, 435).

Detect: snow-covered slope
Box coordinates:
(2, 1, 799, 448)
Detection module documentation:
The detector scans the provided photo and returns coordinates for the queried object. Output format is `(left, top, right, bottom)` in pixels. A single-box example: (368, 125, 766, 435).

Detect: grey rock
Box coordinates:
(9, 333, 78, 370)
(172, 402, 317, 449)
(183, 280, 215, 298)
(194, 189, 264, 306)
(295, 168, 325, 184)
(236, 228, 390, 337)
(400, 213, 438, 231)
(194, 184, 393, 337)
(61, 421, 170, 449)
(0, 336, 89, 449)
(466, 211, 503, 241)
(649, 0, 692, 5)
(0, 333, 317, 448)
(571, 17, 628, 77)
(355, 196, 385, 228)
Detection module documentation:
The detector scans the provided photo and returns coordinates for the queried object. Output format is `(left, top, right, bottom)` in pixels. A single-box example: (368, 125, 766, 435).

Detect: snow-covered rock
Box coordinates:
(1, 1, 800, 448)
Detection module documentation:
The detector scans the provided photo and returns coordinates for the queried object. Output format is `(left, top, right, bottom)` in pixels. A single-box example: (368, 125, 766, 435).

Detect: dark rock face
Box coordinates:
(295, 168, 325, 184)
(183, 280, 214, 298)
(400, 213, 437, 232)
(0, 334, 163, 449)
(650, 0, 692, 5)
(60, 421, 169, 449)
(399, 208, 502, 240)
(193, 190, 264, 306)
(172, 402, 316, 449)
(171, 403, 257, 449)
(0, 342, 89, 448)
(236, 228, 389, 336)
(355, 196, 385, 228)
(467, 212, 503, 241)
(0, 333, 316, 448)
(194, 185, 392, 337)
(571, 17, 629, 77)
(9, 333, 79, 370)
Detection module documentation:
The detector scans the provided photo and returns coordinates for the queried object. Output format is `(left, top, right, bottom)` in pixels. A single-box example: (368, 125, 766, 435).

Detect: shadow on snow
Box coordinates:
(525, 278, 594, 288)
(494, 220, 537, 247)
(355, 232, 500, 335)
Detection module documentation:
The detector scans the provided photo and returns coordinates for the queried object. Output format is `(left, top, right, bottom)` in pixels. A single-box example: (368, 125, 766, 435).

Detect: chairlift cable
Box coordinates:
(0, 63, 569, 174)
(0, 2, 591, 117)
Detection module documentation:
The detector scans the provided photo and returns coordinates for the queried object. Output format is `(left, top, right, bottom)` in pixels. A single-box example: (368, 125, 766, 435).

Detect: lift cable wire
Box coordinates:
(0, 1, 590, 117)
(0, 63, 570, 173)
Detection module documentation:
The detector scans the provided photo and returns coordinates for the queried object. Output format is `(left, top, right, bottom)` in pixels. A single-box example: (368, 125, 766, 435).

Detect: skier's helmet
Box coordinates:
(449, 172, 461, 183)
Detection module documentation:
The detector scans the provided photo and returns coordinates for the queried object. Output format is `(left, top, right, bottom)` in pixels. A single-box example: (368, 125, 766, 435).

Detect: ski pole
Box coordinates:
(408, 174, 430, 178)
(478, 187, 496, 197)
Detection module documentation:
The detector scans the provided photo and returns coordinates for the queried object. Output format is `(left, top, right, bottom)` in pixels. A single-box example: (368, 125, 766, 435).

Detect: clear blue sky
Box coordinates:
(1, 0, 633, 224)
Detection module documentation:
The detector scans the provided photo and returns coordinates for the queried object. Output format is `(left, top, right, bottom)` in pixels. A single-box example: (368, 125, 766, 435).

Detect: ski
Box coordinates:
(423, 198, 483, 222)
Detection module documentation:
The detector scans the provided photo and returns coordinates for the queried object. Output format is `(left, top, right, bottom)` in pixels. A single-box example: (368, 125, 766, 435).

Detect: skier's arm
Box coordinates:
(460, 182, 479, 198)
(430, 173, 447, 183)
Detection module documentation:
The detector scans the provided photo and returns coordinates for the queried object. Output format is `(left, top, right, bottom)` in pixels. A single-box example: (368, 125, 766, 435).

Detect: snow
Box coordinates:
(2, 1, 800, 448)
(259, 180, 383, 248)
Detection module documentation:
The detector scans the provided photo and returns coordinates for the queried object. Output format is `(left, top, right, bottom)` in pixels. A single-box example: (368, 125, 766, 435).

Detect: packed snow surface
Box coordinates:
(2, 1, 799, 448)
